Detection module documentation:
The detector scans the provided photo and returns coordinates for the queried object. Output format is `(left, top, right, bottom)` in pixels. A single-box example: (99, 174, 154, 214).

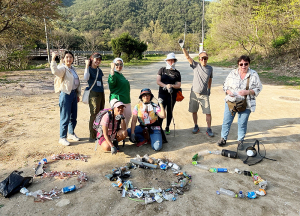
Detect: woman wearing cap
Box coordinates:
(217, 55, 262, 147)
(84, 52, 105, 142)
(98, 100, 127, 154)
(108, 58, 131, 127)
(51, 51, 81, 146)
(157, 53, 181, 135)
(128, 88, 166, 151)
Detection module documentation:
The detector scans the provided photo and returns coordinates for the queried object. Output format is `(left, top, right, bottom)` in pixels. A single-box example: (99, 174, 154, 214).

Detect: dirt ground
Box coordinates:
(0, 54, 300, 216)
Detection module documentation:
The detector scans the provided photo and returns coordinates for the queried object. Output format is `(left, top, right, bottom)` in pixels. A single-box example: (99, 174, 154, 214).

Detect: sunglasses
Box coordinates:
(239, 63, 249, 67)
(199, 57, 208, 60)
(115, 63, 123, 67)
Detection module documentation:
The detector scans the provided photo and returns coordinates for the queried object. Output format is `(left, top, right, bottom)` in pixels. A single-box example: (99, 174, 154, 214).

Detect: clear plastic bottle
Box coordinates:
(38, 158, 47, 165)
(238, 191, 245, 198)
(197, 150, 210, 156)
(26, 190, 43, 198)
(219, 188, 237, 198)
(195, 164, 209, 170)
(209, 150, 222, 155)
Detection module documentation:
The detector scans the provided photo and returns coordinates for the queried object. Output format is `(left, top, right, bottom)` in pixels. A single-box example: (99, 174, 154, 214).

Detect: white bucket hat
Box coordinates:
(164, 53, 177, 62)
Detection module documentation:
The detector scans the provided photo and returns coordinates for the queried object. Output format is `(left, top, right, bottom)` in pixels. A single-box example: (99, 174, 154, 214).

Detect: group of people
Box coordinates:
(50, 40, 262, 154)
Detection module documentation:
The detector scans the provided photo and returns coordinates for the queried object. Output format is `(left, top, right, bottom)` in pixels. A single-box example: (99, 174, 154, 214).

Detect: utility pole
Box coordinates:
(202, 0, 205, 46)
(44, 18, 50, 64)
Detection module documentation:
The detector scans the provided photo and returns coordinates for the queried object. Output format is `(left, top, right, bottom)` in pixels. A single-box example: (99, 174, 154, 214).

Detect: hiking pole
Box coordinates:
(170, 92, 175, 137)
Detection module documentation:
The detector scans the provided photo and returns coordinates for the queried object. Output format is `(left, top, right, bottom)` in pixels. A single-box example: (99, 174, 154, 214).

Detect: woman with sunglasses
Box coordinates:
(217, 55, 262, 147)
(84, 53, 105, 142)
(108, 58, 131, 127)
(157, 53, 181, 136)
(128, 88, 166, 151)
(51, 51, 81, 146)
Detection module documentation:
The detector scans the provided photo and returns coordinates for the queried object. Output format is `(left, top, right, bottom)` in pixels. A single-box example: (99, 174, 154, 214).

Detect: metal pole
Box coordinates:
(44, 18, 50, 64)
(202, 0, 205, 47)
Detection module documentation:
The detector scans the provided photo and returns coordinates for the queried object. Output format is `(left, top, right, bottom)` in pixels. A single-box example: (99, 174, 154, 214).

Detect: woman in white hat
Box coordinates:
(108, 58, 131, 127)
(156, 53, 181, 136)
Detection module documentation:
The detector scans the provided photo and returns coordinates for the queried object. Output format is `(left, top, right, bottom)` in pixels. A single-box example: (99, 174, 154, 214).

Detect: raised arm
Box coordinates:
(178, 39, 193, 65)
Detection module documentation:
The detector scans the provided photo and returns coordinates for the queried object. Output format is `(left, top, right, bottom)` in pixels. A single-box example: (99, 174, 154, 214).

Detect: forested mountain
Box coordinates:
(60, 0, 207, 37)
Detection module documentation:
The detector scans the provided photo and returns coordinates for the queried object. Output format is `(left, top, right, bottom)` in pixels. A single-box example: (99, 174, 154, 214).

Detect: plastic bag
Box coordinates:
(0, 171, 33, 198)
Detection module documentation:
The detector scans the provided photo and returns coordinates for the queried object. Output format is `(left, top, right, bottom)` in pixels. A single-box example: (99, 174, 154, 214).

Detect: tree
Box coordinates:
(111, 33, 147, 62)
(0, 0, 62, 43)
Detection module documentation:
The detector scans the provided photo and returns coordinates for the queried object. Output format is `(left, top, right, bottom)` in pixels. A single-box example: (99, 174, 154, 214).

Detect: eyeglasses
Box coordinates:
(115, 63, 123, 67)
(199, 57, 208, 60)
(239, 63, 249, 67)
(142, 94, 151, 97)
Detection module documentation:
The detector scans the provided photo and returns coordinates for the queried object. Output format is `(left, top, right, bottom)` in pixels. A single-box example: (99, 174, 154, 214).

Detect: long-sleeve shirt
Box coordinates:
(223, 68, 263, 112)
(108, 71, 130, 104)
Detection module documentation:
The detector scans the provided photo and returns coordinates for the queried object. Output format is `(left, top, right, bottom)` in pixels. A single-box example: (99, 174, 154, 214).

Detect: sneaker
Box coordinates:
(192, 125, 200, 134)
(165, 127, 170, 135)
(67, 133, 80, 141)
(217, 138, 226, 146)
(136, 139, 147, 147)
(206, 128, 214, 137)
(59, 138, 70, 146)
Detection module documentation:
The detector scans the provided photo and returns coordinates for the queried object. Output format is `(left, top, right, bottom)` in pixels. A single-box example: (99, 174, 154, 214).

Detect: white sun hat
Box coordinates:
(164, 52, 177, 62)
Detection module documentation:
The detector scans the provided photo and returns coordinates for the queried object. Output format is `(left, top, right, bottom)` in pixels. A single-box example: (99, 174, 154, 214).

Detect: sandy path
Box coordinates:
(0, 54, 300, 215)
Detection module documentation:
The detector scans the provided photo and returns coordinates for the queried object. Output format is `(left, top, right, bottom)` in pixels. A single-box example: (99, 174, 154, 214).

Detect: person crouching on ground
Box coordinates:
(98, 100, 127, 154)
(217, 55, 262, 148)
(128, 88, 166, 151)
(179, 39, 214, 137)
(51, 51, 81, 146)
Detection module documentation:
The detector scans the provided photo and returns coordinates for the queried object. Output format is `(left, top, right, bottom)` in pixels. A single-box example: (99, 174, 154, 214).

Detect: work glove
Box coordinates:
(111, 146, 118, 155)
(178, 39, 185, 48)
(130, 133, 136, 143)
(168, 87, 173, 94)
(115, 114, 125, 121)
(157, 98, 163, 104)
(207, 89, 211, 96)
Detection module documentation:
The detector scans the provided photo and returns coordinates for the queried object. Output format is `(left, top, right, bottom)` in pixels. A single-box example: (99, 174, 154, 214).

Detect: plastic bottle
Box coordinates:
(197, 150, 210, 156)
(219, 188, 237, 198)
(195, 164, 209, 171)
(180, 178, 188, 187)
(26, 190, 43, 198)
(209, 168, 228, 173)
(38, 158, 47, 165)
(238, 191, 245, 198)
(210, 150, 222, 155)
(61, 185, 76, 193)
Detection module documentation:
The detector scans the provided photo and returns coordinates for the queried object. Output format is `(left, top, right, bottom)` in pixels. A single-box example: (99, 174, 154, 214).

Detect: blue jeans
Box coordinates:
(221, 102, 251, 141)
(128, 126, 163, 151)
(59, 90, 78, 138)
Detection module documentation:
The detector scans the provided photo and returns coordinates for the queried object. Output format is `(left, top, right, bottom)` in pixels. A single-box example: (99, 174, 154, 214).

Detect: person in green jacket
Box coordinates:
(108, 58, 131, 127)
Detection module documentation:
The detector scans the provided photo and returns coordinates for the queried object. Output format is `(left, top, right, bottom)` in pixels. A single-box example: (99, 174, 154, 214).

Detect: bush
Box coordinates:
(111, 33, 147, 62)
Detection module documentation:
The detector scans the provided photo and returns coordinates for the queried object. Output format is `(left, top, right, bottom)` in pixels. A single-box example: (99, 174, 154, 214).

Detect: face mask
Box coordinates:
(166, 62, 176, 70)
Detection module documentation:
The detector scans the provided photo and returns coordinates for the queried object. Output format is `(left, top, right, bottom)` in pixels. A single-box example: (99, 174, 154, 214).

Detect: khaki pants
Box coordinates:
(89, 91, 105, 139)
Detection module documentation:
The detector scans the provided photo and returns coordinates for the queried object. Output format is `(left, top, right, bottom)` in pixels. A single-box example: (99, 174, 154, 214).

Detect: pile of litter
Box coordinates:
(192, 149, 268, 199)
(105, 154, 192, 204)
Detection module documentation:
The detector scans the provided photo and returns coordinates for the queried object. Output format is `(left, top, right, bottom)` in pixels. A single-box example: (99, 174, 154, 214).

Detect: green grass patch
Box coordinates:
(259, 71, 300, 88)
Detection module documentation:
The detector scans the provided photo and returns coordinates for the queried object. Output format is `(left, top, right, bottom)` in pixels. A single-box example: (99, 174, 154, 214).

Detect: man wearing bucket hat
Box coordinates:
(156, 53, 182, 136)
(178, 39, 214, 137)
(128, 88, 166, 151)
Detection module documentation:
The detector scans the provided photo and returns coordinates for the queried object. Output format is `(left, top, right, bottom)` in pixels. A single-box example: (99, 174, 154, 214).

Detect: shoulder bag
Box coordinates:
(226, 76, 250, 116)
(82, 68, 99, 104)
